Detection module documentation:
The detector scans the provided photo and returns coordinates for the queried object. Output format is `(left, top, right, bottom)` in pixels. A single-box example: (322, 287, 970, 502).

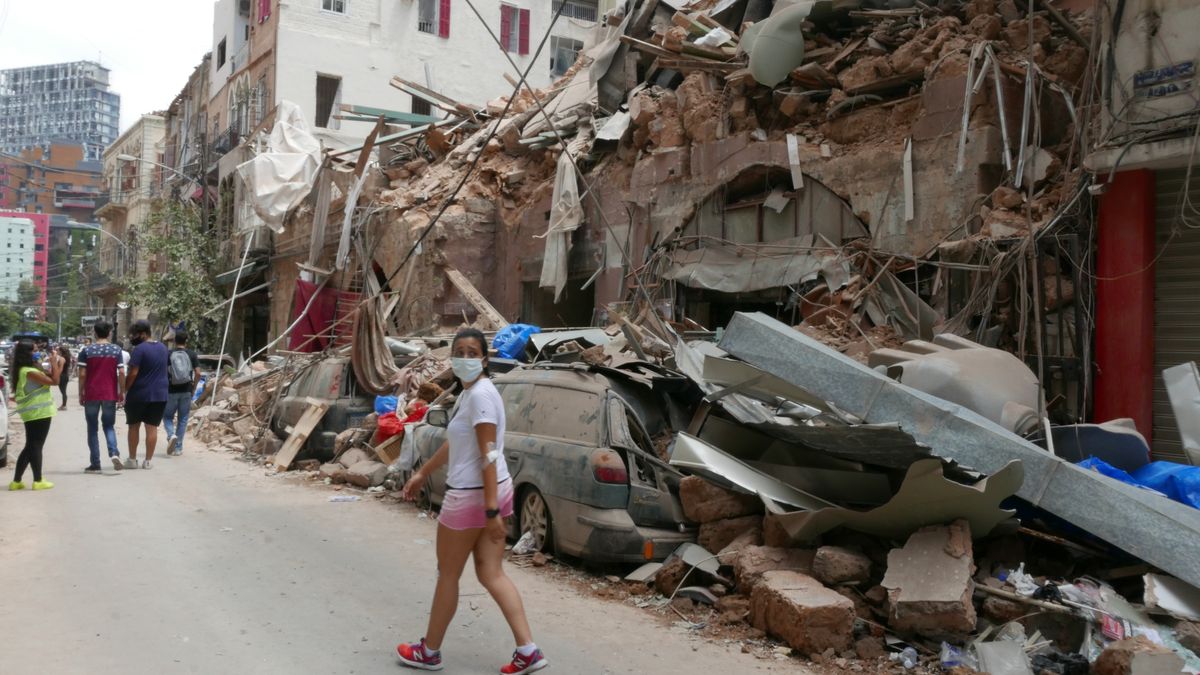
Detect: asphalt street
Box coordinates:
(1, 382, 800, 674)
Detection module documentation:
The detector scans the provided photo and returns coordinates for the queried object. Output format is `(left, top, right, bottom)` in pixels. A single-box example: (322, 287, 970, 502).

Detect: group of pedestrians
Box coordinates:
(8, 318, 201, 490)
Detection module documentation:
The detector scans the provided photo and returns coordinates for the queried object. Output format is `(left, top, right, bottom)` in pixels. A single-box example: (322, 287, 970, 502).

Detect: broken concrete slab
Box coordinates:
(719, 312, 1200, 589)
(1093, 637, 1186, 675)
(749, 570, 855, 655)
(763, 458, 1021, 544)
(1144, 574, 1200, 622)
(881, 520, 976, 638)
(678, 474, 764, 523)
(812, 546, 872, 586)
(319, 462, 346, 482)
(705, 517, 763, 558)
(345, 460, 388, 488)
(734, 545, 815, 594)
(337, 447, 372, 469)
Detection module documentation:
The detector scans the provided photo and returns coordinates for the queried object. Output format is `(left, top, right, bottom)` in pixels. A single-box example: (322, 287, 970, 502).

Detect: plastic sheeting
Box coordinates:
(236, 101, 322, 233)
(1078, 458, 1200, 510)
(536, 151, 584, 301)
(663, 237, 846, 293)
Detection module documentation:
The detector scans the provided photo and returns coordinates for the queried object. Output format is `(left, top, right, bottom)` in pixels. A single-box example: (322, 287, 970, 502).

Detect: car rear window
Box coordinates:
(523, 386, 604, 444)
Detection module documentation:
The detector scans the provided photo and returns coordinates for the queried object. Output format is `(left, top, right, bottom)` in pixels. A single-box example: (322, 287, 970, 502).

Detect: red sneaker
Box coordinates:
(500, 647, 548, 674)
(396, 638, 443, 671)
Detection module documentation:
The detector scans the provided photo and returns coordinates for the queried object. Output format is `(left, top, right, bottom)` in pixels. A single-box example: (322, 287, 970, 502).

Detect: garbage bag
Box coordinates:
(493, 324, 541, 360)
(375, 395, 399, 415)
(376, 411, 404, 443)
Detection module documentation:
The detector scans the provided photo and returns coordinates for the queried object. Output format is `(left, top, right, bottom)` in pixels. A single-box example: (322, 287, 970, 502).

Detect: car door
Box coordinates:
(608, 396, 687, 529)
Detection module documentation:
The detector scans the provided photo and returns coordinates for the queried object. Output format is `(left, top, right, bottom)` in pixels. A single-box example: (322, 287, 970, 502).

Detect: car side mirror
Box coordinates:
(426, 407, 450, 428)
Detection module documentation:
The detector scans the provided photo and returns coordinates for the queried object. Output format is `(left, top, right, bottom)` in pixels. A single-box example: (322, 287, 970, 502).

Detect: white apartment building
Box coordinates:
(210, 0, 610, 147)
(0, 215, 36, 303)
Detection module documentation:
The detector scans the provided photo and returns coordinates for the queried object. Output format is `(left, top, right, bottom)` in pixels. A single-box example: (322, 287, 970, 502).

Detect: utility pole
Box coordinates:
(56, 290, 67, 341)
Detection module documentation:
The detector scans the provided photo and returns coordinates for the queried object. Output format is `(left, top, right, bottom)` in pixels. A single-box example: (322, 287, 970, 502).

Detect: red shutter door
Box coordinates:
(519, 8, 531, 55)
(500, 6, 512, 52)
(438, 0, 451, 38)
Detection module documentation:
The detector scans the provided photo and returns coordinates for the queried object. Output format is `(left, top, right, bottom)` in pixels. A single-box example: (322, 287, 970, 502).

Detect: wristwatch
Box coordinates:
(485, 508, 501, 519)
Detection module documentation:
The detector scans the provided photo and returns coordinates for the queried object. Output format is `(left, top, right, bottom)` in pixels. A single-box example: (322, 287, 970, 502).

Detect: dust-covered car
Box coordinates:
(406, 364, 694, 563)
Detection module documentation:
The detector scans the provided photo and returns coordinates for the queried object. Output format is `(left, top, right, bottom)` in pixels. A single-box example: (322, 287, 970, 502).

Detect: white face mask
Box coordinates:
(451, 357, 484, 383)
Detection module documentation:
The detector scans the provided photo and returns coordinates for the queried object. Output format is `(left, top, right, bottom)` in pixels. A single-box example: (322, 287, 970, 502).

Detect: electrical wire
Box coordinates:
(378, 1, 571, 290)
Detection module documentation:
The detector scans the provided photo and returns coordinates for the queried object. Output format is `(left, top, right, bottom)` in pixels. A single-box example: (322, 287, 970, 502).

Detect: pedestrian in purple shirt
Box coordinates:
(123, 320, 169, 470)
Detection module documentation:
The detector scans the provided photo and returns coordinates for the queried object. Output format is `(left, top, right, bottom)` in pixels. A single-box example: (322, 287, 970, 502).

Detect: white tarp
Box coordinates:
(664, 236, 851, 293)
(537, 150, 585, 301)
(236, 100, 322, 233)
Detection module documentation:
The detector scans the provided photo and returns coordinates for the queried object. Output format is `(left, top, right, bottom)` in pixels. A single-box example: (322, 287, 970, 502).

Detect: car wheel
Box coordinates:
(519, 487, 553, 553)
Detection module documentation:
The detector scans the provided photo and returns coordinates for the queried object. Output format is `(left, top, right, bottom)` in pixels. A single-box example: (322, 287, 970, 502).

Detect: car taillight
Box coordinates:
(591, 449, 628, 484)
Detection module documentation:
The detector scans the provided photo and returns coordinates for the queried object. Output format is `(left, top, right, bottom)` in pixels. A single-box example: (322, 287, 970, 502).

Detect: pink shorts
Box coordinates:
(438, 478, 515, 530)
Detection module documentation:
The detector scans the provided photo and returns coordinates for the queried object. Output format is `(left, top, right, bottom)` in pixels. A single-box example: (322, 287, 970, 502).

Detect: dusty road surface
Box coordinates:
(1, 384, 802, 674)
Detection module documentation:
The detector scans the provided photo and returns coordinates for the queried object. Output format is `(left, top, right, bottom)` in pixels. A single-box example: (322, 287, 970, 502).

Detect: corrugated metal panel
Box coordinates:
(1153, 167, 1200, 463)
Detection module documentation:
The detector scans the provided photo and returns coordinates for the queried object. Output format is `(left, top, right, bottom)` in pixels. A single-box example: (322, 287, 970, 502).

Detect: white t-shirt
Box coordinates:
(445, 377, 510, 490)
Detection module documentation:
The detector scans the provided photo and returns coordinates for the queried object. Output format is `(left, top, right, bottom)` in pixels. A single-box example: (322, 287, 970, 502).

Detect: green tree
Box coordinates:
(0, 306, 21, 337)
(124, 201, 223, 350)
(16, 279, 40, 307)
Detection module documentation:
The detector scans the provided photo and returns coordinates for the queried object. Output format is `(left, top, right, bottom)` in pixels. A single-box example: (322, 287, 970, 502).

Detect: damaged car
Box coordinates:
(406, 363, 694, 563)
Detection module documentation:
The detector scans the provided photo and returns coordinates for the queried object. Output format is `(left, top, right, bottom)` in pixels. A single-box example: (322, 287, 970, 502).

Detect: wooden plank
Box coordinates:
(620, 35, 677, 60)
(658, 58, 742, 72)
(375, 433, 404, 465)
(445, 267, 509, 329)
(823, 37, 864, 71)
(338, 103, 443, 126)
(274, 401, 330, 471)
(353, 116, 386, 178)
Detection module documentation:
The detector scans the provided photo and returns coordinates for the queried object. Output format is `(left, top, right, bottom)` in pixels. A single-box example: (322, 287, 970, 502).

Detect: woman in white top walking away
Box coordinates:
(398, 328, 547, 674)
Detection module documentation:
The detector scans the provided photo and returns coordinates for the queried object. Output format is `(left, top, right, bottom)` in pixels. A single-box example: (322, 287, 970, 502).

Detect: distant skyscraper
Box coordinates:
(0, 61, 121, 162)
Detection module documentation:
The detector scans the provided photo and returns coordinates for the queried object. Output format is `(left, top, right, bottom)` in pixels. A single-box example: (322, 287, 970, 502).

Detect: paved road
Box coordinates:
(1, 383, 798, 674)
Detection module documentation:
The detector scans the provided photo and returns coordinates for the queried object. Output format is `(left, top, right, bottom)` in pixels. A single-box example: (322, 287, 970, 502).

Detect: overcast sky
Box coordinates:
(0, 0, 215, 133)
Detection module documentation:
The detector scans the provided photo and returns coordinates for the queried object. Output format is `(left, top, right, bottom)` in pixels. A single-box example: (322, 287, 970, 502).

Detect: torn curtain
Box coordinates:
(537, 151, 584, 301)
(288, 279, 360, 352)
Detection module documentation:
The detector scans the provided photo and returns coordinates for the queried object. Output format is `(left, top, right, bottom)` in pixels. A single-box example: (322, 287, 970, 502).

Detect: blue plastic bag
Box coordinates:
(374, 395, 399, 415)
(1078, 457, 1200, 510)
(492, 323, 541, 360)
(1131, 462, 1200, 509)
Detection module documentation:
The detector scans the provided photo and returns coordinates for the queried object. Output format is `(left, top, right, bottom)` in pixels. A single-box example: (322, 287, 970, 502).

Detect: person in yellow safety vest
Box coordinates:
(8, 339, 65, 491)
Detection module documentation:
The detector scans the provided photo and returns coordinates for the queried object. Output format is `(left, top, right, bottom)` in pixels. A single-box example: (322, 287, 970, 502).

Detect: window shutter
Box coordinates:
(519, 8, 531, 55)
(438, 0, 451, 38)
(500, 6, 512, 52)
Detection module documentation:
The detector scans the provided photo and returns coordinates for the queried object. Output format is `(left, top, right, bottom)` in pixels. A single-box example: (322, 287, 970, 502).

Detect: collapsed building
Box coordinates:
(191, 0, 1200, 671)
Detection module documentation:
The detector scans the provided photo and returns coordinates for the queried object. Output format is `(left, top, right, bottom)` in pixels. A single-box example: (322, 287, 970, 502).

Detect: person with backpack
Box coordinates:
(162, 330, 200, 457)
(123, 320, 169, 470)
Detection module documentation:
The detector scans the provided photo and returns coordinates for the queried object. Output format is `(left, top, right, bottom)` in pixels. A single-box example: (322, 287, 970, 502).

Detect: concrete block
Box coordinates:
(749, 570, 855, 655)
(679, 475, 762, 524)
(734, 545, 815, 594)
(319, 462, 346, 482)
(762, 512, 792, 547)
(881, 520, 977, 638)
(337, 447, 372, 469)
(813, 546, 872, 585)
(698, 515, 762, 555)
(1093, 637, 1185, 675)
(345, 460, 389, 488)
(717, 526, 765, 562)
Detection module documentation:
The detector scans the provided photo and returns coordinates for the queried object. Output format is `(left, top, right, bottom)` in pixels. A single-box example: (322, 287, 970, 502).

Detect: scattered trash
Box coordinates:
(328, 495, 360, 503)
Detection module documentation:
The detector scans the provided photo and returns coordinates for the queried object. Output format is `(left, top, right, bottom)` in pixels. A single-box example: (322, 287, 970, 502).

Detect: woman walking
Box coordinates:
(9, 340, 64, 491)
(398, 328, 547, 674)
(57, 344, 72, 410)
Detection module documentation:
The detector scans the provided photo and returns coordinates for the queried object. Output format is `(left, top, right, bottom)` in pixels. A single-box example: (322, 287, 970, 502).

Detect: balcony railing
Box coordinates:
(553, 0, 598, 22)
